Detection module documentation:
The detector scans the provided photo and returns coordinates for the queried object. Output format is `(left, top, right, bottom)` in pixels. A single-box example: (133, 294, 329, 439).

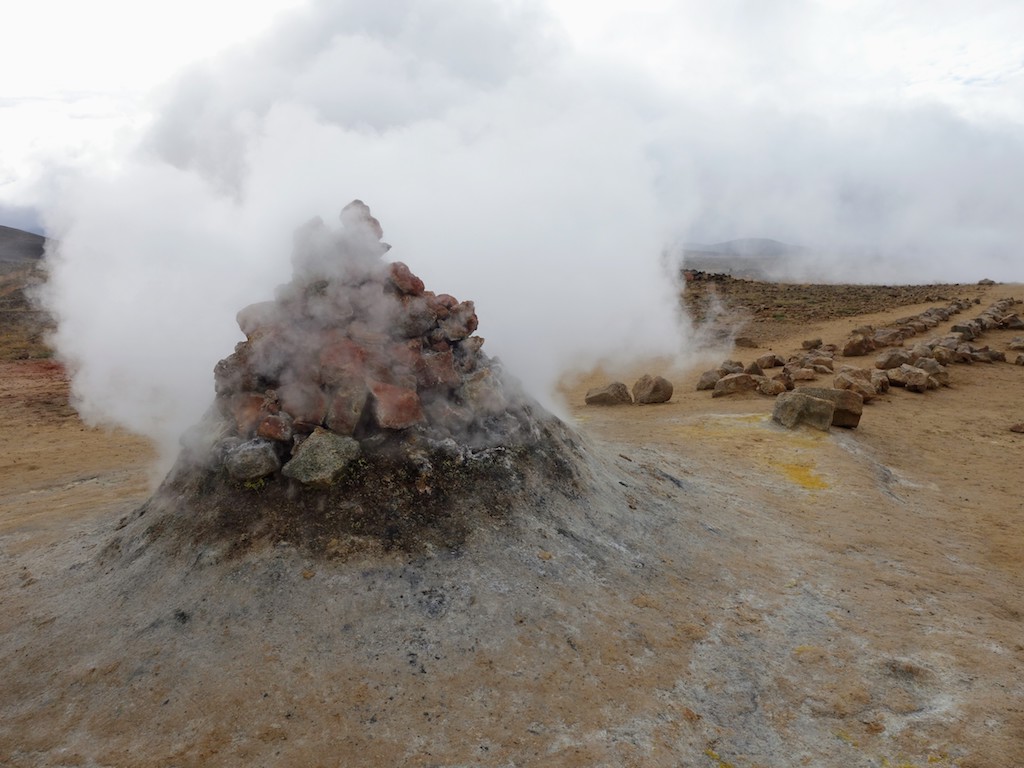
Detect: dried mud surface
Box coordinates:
(1, 280, 1023, 767)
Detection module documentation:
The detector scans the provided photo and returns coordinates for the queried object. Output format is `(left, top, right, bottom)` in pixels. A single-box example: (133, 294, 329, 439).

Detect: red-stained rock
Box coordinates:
(425, 292, 456, 320)
(368, 380, 425, 429)
(319, 337, 369, 385)
(441, 301, 479, 341)
(417, 348, 461, 389)
(257, 413, 294, 443)
(231, 392, 275, 437)
(325, 381, 370, 436)
(388, 262, 426, 296)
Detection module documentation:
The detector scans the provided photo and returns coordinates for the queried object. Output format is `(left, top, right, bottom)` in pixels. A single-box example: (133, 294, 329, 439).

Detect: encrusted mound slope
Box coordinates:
(118, 201, 588, 556)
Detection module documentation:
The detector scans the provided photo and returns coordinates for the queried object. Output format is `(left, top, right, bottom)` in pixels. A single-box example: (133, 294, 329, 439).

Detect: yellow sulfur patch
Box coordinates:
(777, 461, 829, 490)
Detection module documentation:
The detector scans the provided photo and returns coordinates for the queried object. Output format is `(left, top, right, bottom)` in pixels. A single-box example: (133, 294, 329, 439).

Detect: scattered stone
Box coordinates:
(696, 370, 722, 391)
(795, 387, 864, 428)
(772, 392, 834, 432)
(281, 428, 361, 488)
(735, 337, 758, 348)
(978, 278, 996, 285)
(791, 368, 818, 381)
(712, 373, 760, 398)
(1000, 313, 1024, 329)
(585, 382, 632, 406)
(801, 338, 822, 350)
(633, 375, 673, 404)
(1010, 423, 1024, 434)
(1015, 354, 1024, 366)
(1008, 338, 1024, 351)
(869, 369, 891, 394)
(744, 361, 764, 376)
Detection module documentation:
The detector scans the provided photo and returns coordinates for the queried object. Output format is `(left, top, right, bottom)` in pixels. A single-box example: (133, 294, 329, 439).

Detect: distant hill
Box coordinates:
(0, 225, 46, 264)
(695, 238, 808, 260)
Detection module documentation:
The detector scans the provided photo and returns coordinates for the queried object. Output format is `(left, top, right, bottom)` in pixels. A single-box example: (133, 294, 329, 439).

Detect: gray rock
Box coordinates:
(915, 357, 950, 387)
(717, 360, 745, 375)
(632, 375, 673, 404)
(1015, 354, 1024, 366)
(795, 386, 864, 428)
(225, 439, 281, 481)
(585, 382, 632, 406)
(1008, 337, 1024, 351)
(874, 348, 910, 370)
(772, 392, 834, 431)
(870, 369, 891, 394)
(801, 338, 823, 350)
(282, 428, 361, 488)
(744, 361, 764, 376)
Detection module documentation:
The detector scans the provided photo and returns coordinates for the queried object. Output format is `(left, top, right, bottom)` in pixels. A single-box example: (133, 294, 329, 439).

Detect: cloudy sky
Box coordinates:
(4, 0, 1023, 454)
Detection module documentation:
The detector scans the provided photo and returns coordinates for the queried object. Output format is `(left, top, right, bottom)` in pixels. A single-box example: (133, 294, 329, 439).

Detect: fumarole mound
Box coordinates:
(125, 201, 585, 556)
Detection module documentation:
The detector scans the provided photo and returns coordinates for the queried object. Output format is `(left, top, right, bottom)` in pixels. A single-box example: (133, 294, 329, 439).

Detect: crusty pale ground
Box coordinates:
(1, 283, 1022, 767)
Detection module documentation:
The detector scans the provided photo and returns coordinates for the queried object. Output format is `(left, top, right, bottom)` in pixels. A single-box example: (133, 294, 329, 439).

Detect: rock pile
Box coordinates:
(698, 295, 1022, 431)
(147, 201, 583, 553)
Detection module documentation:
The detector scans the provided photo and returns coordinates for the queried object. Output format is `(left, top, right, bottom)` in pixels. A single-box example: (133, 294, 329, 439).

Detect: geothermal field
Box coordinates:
(1, 213, 1023, 768)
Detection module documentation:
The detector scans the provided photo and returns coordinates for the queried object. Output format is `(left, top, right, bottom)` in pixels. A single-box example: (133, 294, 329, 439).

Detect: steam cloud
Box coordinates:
(36, 0, 1024, 461)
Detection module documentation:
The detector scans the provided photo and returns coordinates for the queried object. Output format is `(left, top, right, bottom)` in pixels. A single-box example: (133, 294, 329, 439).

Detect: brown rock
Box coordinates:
(712, 373, 759, 398)
(801, 338, 823, 350)
(417, 348, 462, 389)
(744, 361, 764, 376)
(230, 392, 275, 437)
(1015, 354, 1024, 366)
(735, 337, 758, 348)
(696, 370, 722, 391)
(717, 360, 745, 376)
(875, 349, 911, 370)
(791, 368, 818, 381)
(633, 375, 673, 404)
(1008, 337, 1024, 351)
(319, 337, 369, 385)
(585, 382, 632, 406)
(887, 364, 931, 393)
(757, 378, 787, 396)
(834, 371, 876, 402)
(755, 353, 784, 370)
(1010, 423, 1024, 433)
(842, 334, 873, 357)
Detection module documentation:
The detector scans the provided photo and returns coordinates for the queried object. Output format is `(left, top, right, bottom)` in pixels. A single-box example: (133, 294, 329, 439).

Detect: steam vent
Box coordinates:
(134, 201, 584, 554)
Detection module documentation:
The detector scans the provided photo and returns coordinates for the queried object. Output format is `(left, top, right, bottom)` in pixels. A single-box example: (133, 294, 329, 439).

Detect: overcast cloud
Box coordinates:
(19, 0, 1024, 455)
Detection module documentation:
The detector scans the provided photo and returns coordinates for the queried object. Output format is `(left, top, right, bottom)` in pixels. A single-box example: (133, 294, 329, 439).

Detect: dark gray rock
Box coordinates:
(696, 370, 722, 391)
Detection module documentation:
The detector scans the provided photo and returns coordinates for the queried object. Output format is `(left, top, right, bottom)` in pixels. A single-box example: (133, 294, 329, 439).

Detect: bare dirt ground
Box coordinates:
(1, 278, 1022, 767)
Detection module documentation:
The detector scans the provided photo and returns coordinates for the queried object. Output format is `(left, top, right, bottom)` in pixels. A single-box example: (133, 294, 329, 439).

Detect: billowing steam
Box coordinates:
(35, 0, 1024, 461)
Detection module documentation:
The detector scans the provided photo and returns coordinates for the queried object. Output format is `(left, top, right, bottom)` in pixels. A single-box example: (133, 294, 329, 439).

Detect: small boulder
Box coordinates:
(1008, 337, 1024, 351)
(633, 375, 673, 404)
(772, 392, 834, 432)
(801, 338, 823, 350)
(282, 428, 361, 488)
(744, 361, 764, 376)
(755, 353, 784, 370)
(1010, 423, 1024, 433)
(735, 337, 758, 348)
(1015, 354, 1024, 366)
(585, 382, 632, 405)
(834, 371, 876, 402)
(368, 380, 425, 429)
(717, 360, 745, 376)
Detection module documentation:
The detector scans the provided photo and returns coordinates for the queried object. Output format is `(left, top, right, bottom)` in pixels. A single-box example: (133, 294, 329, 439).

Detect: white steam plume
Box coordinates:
(38, 0, 1024, 461)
